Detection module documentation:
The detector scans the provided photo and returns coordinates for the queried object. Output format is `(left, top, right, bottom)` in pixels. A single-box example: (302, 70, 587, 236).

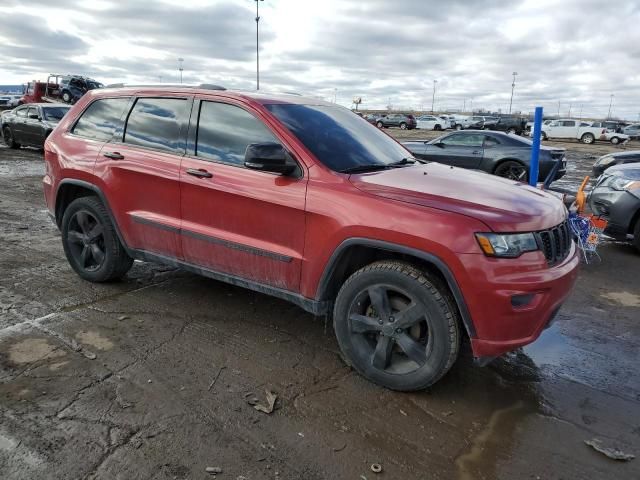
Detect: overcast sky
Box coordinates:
(1, 0, 639, 119)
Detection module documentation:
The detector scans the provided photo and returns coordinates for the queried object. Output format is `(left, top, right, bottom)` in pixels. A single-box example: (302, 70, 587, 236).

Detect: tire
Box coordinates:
(376, 121, 383, 128)
(434, 124, 442, 131)
(610, 137, 620, 145)
(455, 124, 462, 131)
(541, 132, 548, 141)
(581, 133, 595, 144)
(333, 261, 460, 391)
(3, 126, 20, 149)
(62, 91, 71, 103)
(494, 160, 529, 182)
(61, 196, 133, 282)
(507, 127, 517, 135)
(400, 122, 407, 130)
(633, 218, 640, 253)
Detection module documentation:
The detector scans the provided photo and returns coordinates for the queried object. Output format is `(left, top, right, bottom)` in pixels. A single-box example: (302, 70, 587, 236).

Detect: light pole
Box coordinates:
(508, 71, 517, 114)
(431, 80, 437, 112)
(255, 0, 264, 90)
(607, 94, 614, 119)
(178, 58, 184, 84)
(333, 88, 337, 103)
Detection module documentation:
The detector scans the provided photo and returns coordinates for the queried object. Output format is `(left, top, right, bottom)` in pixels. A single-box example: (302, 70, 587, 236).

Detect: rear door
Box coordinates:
(558, 120, 577, 138)
(92, 95, 190, 259)
(179, 98, 307, 291)
(423, 132, 484, 168)
(23, 106, 44, 146)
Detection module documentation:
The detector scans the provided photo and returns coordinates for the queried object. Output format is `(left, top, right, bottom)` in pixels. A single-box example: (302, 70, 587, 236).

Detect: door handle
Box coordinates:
(472, 150, 482, 155)
(186, 168, 213, 178)
(103, 151, 124, 160)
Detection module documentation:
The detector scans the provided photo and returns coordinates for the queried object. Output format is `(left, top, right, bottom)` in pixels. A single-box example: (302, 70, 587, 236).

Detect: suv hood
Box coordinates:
(350, 163, 566, 232)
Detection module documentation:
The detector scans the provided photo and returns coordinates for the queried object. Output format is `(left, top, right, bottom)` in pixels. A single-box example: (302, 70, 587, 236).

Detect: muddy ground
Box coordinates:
(0, 138, 639, 480)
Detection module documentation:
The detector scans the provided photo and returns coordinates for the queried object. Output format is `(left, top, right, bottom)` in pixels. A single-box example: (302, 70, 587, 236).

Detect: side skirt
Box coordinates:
(132, 249, 329, 316)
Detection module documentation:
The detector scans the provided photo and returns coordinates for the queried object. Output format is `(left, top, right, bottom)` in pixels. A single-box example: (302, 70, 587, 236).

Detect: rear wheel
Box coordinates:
(494, 160, 528, 182)
(610, 136, 620, 145)
(376, 121, 383, 128)
(455, 124, 462, 131)
(507, 127, 517, 134)
(333, 261, 460, 391)
(61, 196, 133, 282)
(400, 122, 407, 130)
(434, 124, 442, 131)
(62, 91, 72, 103)
(581, 133, 595, 144)
(3, 126, 20, 149)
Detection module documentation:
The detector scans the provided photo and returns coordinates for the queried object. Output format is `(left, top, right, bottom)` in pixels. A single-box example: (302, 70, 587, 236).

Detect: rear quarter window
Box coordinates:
(72, 97, 130, 142)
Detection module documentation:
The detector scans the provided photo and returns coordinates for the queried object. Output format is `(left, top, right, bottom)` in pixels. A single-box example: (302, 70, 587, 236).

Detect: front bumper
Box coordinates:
(455, 244, 579, 358)
(589, 187, 640, 239)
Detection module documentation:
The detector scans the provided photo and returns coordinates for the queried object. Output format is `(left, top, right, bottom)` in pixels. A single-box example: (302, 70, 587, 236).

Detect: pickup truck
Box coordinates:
(538, 118, 628, 144)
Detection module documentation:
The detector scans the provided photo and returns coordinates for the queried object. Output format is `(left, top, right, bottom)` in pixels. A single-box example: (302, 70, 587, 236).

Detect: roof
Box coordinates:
(97, 85, 331, 106)
(16, 102, 70, 107)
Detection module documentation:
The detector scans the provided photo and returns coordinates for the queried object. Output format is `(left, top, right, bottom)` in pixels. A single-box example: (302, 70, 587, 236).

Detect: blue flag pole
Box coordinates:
(529, 106, 543, 186)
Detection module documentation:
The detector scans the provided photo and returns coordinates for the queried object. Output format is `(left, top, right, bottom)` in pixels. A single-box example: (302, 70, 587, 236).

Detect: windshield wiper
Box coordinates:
(389, 157, 419, 166)
(339, 164, 393, 174)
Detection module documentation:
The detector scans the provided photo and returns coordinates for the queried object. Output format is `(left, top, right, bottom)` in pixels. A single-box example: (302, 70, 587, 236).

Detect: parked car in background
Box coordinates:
(363, 113, 380, 125)
(0, 95, 22, 107)
(622, 124, 640, 140)
(589, 163, 640, 251)
(467, 116, 486, 129)
(43, 85, 578, 391)
(591, 121, 627, 133)
(416, 114, 448, 130)
(402, 130, 566, 182)
(483, 116, 499, 129)
(489, 116, 527, 135)
(1, 103, 70, 149)
(376, 113, 417, 130)
(525, 119, 553, 133)
(20, 74, 103, 105)
(449, 115, 469, 130)
(592, 151, 640, 176)
(438, 115, 455, 129)
(539, 118, 626, 144)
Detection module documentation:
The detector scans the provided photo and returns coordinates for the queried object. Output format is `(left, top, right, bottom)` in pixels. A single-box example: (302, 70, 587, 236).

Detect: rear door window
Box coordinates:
(15, 107, 27, 118)
(195, 101, 278, 166)
(124, 97, 189, 153)
(72, 97, 130, 142)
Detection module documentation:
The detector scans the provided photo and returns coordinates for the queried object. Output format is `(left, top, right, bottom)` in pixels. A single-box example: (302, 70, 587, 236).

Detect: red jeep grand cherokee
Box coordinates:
(43, 85, 579, 391)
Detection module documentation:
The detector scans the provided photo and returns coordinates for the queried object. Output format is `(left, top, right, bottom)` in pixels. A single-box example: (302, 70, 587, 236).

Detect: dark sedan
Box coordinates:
(592, 151, 640, 177)
(589, 163, 640, 251)
(1, 103, 70, 149)
(402, 130, 566, 182)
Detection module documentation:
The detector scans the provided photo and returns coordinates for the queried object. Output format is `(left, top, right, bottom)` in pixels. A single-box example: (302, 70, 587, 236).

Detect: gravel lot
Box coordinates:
(0, 141, 639, 479)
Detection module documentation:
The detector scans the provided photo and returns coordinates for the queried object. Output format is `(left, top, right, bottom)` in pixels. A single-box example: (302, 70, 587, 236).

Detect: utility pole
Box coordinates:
(607, 94, 614, 119)
(463, 98, 466, 112)
(178, 58, 184, 84)
(568, 103, 572, 117)
(557, 101, 561, 118)
(431, 80, 437, 112)
(333, 88, 337, 103)
(508, 72, 517, 114)
(255, 0, 264, 90)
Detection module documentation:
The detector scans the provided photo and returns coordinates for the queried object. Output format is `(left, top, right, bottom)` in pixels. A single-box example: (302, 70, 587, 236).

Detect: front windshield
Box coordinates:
(265, 104, 411, 172)
(43, 106, 70, 121)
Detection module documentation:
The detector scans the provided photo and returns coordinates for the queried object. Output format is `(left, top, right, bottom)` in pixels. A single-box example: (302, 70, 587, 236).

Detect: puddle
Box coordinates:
(522, 324, 569, 369)
(601, 291, 640, 307)
(75, 331, 114, 350)
(8, 338, 66, 364)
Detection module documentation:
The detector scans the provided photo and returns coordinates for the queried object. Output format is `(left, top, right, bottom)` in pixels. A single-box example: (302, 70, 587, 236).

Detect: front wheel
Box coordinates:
(3, 126, 20, 149)
(62, 91, 71, 103)
(61, 196, 133, 282)
(494, 160, 528, 182)
(333, 261, 460, 391)
(581, 133, 595, 144)
(610, 136, 620, 145)
(400, 122, 407, 130)
(507, 127, 517, 134)
(434, 124, 442, 131)
(376, 121, 384, 128)
(455, 124, 462, 130)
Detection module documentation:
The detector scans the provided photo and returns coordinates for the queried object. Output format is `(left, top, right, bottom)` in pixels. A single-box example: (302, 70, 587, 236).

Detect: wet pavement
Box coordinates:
(0, 144, 639, 479)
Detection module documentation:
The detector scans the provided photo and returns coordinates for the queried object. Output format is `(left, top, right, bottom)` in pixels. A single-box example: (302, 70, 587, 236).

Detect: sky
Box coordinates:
(1, 0, 639, 120)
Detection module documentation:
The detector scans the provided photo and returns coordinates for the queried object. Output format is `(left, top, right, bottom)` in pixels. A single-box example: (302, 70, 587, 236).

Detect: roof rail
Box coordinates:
(105, 83, 226, 91)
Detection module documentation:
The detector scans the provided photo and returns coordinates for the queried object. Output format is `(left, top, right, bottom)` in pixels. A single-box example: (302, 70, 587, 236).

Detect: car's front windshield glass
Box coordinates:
(43, 106, 70, 121)
(265, 104, 411, 172)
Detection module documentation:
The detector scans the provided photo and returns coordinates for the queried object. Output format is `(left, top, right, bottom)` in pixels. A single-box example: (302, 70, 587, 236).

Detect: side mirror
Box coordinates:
(244, 142, 298, 176)
(29, 113, 40, 120)
(433, 141, 445, 148)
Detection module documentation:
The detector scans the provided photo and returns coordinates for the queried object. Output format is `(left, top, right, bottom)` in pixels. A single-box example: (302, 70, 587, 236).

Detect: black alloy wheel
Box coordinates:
(334, 261, 459, 391)
(494, 160, 529, 182)
(66, 210, 106, 272)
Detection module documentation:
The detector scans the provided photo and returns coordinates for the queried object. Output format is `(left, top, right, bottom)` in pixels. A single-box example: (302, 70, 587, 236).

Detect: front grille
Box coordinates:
(535, 221, 572, 266)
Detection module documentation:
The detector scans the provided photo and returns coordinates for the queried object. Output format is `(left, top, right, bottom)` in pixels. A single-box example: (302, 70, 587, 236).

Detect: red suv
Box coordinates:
(43, 86, 579, 391)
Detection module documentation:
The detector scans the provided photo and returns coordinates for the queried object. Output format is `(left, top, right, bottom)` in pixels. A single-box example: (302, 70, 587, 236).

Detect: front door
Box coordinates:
(424, 132, 484, 169)
(22, 106, 45, 146)
(179, 99, 307, 291)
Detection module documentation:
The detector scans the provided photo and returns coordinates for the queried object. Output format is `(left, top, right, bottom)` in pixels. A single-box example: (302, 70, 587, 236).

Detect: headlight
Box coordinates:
(475, 233, 539, 258)
(609, 177, 640, 191)
(596, 155, 615, 166)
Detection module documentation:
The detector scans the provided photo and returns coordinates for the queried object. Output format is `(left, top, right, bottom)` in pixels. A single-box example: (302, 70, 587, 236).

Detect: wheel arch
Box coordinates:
(315, 238, 476, 339)
(55, 179, 130, 252)
(492, 157, 527, 174)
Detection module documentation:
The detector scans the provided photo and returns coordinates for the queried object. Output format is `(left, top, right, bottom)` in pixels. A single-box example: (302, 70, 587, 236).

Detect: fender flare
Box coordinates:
(316, 238, 476, 338)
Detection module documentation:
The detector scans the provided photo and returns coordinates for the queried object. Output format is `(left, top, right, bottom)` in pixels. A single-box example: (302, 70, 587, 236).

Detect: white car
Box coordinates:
(416, 114, 448, 131)
(537, 118, 629, 144)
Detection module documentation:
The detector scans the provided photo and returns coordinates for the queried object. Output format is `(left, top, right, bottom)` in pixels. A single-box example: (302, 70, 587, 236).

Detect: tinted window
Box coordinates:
(72, 97, 130, 141)
(26, 107, 38, 119)
(15, 107, 27, 117)
(43, 106, 70, 121)
(266, 104, 411, 172)
(483, 136, 501, 147)
(561, 121, 575, 127)
(124, 98, 188, 153)
(196, 101, 278, 166)
(441, 133, 484, 147)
